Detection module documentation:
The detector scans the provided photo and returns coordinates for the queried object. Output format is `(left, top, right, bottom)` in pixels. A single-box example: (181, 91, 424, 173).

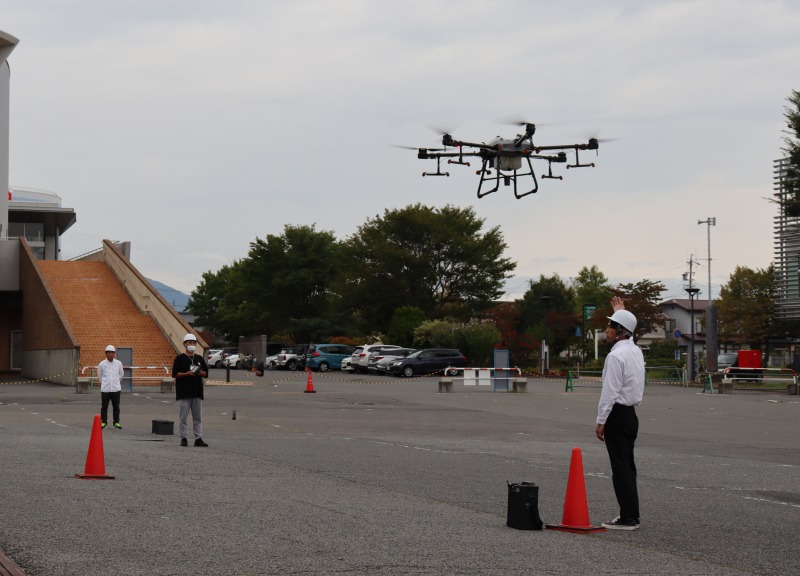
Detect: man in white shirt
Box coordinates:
(97, 345, 125, 430)
(595, 297, 645, 530)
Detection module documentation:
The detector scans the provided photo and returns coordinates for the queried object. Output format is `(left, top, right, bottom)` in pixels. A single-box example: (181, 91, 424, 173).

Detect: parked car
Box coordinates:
(305, 344, 356, 372)
(341, 357, 354, 372)
(350, 344, 402, 374)
(223, 353, 252, 370)
(373, 348, 416, 374)
(264, 354, 279, 369)
(368, 348, 415, 374)
(275, 346, 308, 371)
(207, 349, 223, 368)
(386, 348, 467, 377)
(717, 352, 738, 372)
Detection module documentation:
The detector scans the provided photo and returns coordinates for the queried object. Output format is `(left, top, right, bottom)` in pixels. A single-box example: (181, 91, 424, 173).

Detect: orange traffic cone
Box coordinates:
(546, 447, 604, 533)
(304, 369, 316, 393)
(75, 415, 115, 480)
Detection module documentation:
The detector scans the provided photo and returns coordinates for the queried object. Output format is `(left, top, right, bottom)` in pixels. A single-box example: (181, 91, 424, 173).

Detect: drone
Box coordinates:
(401, 123, 603, 199)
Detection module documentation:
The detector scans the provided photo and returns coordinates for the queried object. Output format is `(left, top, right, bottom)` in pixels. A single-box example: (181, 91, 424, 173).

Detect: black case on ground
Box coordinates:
(506, 481, 544, 530)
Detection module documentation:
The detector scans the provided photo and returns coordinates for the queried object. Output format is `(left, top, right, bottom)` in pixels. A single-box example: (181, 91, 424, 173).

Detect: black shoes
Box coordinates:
(602, 516, 640, 530)
(180, 438, 208, 447)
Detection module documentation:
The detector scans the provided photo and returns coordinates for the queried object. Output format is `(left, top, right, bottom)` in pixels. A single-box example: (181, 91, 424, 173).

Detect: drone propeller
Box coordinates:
(391, 144, 446, 151)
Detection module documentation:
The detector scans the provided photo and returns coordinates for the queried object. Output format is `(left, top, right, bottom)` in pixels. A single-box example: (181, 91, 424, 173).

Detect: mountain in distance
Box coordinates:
(148, 279, 190, 312)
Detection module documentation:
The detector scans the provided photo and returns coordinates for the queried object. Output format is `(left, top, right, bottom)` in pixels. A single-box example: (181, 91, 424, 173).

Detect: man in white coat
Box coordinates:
(98, 344, 125, 429)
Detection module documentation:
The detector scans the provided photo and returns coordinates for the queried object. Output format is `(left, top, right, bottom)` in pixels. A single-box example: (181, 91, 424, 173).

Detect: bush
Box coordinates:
(413, 319, 501, 367)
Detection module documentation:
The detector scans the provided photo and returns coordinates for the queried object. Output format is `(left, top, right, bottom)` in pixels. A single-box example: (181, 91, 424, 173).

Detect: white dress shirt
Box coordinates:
(597, 338, 645, 424)
(97, 358, 124, 393)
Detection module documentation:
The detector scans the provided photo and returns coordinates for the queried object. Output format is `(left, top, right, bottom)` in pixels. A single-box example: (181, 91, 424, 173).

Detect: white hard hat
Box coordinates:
(105, 345, 116, 352)
(607, 310, 637, 334)
(183, 333, 197, 343)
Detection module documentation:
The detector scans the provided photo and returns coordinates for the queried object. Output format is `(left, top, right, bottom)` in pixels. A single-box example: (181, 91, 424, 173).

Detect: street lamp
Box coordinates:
(685, 287, 701, 380)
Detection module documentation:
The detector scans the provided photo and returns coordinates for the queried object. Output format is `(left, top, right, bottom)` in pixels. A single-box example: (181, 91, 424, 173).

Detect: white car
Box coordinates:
(265, 354, 279, 369)
(223, 353, 244, 369)
(207, 349, 224, 368)
(341, 357, 354, 372)
(350, 344, 401, 374)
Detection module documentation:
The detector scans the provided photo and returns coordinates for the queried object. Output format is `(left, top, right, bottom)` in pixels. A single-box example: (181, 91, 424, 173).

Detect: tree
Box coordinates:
(780, 90, 800, 217)
(589, 279, 667, 340)
(186, 261, 257, 341)
(188, 224, 344, 342)
(571, 265, 613, 315)
(387, 306, 426, 347)
(517, 274, 578, 355)
(484, 302, 538, 367)
(716, 266, 776, 347)
(344, 204, 516, 329)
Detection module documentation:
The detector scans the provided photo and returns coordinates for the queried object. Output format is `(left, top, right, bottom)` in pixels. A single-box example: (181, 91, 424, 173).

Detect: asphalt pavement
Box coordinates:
(0, 368, 798, 575)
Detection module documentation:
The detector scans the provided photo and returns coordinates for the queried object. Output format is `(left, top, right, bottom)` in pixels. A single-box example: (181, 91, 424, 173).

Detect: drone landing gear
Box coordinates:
(566, 147, 596, 169)
(423, 156, 450, 177)
(476, 156, 539, 199)
(542, 162, 563, 180)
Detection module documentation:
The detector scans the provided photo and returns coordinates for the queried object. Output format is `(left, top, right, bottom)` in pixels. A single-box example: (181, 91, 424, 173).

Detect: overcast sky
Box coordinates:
(4, 1, 799, 304)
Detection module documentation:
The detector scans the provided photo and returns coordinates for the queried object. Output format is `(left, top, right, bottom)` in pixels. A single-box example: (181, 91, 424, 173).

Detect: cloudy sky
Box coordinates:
(4, 1, 799, 303)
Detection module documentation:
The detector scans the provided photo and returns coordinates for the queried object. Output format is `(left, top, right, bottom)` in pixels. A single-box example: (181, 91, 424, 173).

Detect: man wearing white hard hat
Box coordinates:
(595, 296, 645, 531)
(172, 333, 209, 447)
(97, 345, 125, 429)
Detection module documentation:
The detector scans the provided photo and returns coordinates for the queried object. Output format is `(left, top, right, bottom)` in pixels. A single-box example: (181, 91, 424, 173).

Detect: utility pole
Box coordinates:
(698, 217, 718, 372)
(683, 255, 701, 380)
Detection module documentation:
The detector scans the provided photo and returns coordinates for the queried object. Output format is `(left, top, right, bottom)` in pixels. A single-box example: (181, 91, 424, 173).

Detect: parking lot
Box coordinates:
(1, 369, 798, 575)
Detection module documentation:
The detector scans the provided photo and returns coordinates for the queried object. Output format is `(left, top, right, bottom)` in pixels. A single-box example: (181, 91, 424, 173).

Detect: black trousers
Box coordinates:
(604, 403, 639, 520)
(101, 391, 121, 424)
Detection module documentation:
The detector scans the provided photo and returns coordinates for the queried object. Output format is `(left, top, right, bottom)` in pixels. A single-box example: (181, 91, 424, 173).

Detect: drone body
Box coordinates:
(408, 123, 602, 199)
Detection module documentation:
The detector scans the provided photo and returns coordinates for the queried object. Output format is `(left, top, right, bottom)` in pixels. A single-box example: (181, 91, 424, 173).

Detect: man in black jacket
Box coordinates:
(172, 333, 209, 447)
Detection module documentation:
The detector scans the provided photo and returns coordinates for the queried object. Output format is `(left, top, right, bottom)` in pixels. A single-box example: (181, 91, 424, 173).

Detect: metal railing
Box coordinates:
(80, 366, 171, 390)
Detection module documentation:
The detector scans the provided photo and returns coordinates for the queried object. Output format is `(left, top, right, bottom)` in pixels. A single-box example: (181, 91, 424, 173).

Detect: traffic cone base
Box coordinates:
(545, 447, 604, 533)
(304, 370, 316, 393)
(74, 472, 116, 480)
(75, 415, 115, 480)
(545, 523, 605, 533)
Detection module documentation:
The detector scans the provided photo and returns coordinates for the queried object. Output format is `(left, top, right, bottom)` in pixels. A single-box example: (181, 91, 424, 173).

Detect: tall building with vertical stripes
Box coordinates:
(773, 157, 800, 321)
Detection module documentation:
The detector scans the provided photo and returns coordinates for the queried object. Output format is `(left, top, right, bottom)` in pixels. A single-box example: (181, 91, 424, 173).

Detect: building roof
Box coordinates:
(659, 298, 710, 313)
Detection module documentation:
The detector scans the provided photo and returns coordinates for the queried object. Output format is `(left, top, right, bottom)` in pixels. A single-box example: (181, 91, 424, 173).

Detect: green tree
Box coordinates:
(571, 265, 613, 315)
(780, 90, 800, 217)
(388, 306, 426, 347)
(716, 266, 776, 347)
(188, 224, 344, 342)
(187, 261, 257, 341)
(344, 204, 516, 329)
(517, 274, 578, 355)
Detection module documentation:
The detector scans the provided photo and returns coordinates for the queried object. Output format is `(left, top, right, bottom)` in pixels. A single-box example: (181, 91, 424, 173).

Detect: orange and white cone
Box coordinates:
(304, 370, 316, 393)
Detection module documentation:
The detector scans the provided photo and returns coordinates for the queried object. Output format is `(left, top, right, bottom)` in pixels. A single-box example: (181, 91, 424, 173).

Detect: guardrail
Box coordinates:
(717, 366, 798, 395)
(565, 366, 681, 392)
(442, 366, 524, 392)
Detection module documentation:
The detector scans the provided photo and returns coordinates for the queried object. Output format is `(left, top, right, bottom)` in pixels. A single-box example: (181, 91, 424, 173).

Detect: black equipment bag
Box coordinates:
(506, 481, 544, 530)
